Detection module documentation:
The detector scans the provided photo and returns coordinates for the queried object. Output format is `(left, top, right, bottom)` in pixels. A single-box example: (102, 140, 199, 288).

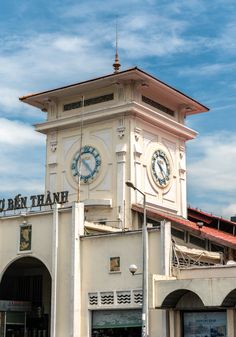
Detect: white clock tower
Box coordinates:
(20, 67, 208, 229)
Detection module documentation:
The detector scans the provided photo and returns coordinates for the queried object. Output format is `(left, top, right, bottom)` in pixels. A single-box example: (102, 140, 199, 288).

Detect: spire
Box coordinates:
(113, 19, 121, 73)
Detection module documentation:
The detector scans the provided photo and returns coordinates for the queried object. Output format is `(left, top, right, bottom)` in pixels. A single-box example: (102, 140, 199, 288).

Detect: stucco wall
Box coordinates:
(80, 228, 161, 336)
(0, 211, 53, 274)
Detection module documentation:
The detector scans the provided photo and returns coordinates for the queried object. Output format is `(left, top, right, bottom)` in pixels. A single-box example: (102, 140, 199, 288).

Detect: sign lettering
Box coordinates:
(0, 191, 69, 213)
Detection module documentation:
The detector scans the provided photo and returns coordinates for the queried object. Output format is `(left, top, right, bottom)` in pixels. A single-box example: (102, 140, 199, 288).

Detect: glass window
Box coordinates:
(183, 311, 226, 337)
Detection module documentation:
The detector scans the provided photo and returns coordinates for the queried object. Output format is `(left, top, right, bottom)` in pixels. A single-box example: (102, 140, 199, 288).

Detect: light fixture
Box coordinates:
(129, 264, 138, 275)
(126, 180, 136, 189)
(197, 222, 204, 229)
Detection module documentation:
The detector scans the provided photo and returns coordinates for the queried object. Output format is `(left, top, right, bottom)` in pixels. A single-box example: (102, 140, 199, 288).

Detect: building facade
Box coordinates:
(0, 67, 235, 337)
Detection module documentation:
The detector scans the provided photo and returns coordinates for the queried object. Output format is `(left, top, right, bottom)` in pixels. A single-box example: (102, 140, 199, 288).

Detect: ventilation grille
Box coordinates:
(88, 290, 142, 307)
(64, 93, 114, 111)
(142, 95, 175, 116)
(133, 290, 143, 304)
(89, 293, 98, 306)
(117, 291, 131, 304)
(101, 292, 114, 305)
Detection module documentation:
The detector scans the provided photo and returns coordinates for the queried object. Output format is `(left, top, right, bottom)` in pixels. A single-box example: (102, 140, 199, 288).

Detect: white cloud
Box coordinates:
(179, 62, 236, 77)
(52, 36, 91, 52)
(188, 132, 236, 192)
(0, 33, 110, 114)
(222, 203, 236, 218)
(187, 132, 236, 218)
(0, 87, 22, 110)
(0, 119, 45, 197)
(0, 119, 44, 146)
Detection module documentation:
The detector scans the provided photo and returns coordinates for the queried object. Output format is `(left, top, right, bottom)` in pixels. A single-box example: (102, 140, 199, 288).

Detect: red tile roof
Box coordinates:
(188, 206, 236, 227)
(132, 204, 236, 249)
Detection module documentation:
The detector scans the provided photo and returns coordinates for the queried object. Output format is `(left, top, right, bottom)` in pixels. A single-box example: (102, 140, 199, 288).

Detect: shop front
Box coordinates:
(154, 265, 236, 337)
(0, 301, 30, 337)
(91, 309, 142, 337)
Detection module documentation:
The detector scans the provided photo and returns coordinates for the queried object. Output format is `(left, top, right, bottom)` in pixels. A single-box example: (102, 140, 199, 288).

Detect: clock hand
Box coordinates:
(157, 161, 166, 180)
(82, 159, 93, 174)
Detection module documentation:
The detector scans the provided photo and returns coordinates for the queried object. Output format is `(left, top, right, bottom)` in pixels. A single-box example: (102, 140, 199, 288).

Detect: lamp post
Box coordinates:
(126, 181, 149, 337)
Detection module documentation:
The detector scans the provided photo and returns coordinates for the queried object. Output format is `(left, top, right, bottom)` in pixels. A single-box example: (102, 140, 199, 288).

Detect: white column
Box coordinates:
(133, 139, 143, 204)
(179, 146, 187, 218)
(70, 202, 84, 337)
(175, 311, 181, 337)
(169, 309, 175, 337)
(227, 309, 235, 337)
(179, 169, 187, 218)
(160, 220, 171, 337)
(116, 144, 127, 228)
(51, 204, 59, 337)
(161, 220, 171, 276)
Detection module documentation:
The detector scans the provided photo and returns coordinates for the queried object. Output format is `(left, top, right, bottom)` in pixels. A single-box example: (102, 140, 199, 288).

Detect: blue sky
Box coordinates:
(0, 0, 236, 218)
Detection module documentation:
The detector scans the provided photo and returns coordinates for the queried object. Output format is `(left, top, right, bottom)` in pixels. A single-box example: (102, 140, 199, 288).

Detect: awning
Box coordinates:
(174, 243, 222, 264)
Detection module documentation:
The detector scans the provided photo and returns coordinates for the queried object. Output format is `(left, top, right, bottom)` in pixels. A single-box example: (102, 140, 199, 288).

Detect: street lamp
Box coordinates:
(126, 180, 149, 337)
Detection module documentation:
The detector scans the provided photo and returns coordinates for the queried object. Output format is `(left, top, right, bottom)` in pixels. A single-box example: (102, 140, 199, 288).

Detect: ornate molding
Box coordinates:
(134, 127, 141, 141)
(117, 126, 126, 139)
(116, 144, 127, 163)
(179, 145, 185, 159)
(49, 132, 57, 152)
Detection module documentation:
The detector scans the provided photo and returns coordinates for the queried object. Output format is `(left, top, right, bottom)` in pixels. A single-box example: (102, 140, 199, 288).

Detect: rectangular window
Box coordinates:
(189, 234, 206, 249)
(183, 311, 226, 337)
(142, 95, 175, 116)
(171, 227, 185, 241)
(210, 243, 224, 253)
(64, 93, 114, 111)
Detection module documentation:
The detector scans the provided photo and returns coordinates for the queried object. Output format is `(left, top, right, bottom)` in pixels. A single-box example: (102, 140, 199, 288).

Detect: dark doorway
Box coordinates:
(0, 257, 51, 337)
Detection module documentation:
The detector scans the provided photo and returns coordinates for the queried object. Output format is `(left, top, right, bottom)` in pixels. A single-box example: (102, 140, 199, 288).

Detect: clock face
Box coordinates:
(71, 146, 101, 183)
(151, 149, 171, 187)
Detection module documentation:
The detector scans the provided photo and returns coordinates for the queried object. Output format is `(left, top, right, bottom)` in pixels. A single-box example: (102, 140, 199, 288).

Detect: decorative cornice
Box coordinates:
(35, 102, 197, 140)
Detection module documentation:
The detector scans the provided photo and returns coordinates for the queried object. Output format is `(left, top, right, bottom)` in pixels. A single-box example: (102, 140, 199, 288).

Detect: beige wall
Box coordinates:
(80, 229, 162, 337)
(0, 205, 235, 337)
(0, 207, 164, 337)
(0, 208, 74, 337)
(0, 212, 53, 273)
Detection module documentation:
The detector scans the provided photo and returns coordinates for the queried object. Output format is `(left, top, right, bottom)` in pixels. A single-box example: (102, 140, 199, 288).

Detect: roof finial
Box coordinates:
(113, 19, 121, 73)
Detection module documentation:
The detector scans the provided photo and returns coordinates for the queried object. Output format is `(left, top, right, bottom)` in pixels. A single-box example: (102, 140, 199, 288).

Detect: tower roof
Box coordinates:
(19, 67, 209, 115)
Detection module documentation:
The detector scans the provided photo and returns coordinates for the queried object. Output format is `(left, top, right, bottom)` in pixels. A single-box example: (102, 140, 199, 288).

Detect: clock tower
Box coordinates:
(20, 68, 208, 229)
